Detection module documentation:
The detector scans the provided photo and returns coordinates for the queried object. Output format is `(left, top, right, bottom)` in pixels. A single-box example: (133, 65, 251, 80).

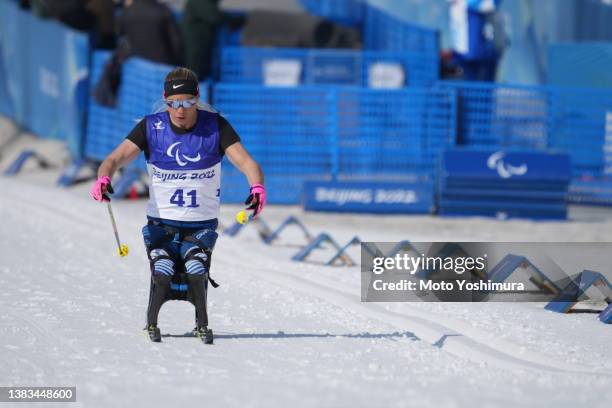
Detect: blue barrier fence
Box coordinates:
(221, 46, 437, 88)
(300, 0, 440, 60)
(439, 81, 612, 178)
(0, 0, 89, 157)
(5, 0, 612, 208)
(363, 5, 439, 88)
(299, 0, 365, 26)
(84, 51, 119, 162)
(549, 87, 612, 177)
(214, 83, 456, 203)
(439, 81, 550, 149)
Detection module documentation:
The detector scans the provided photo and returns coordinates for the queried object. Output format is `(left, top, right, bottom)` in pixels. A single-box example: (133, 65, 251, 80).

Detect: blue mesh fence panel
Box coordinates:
(440, 81, 612, 179)
(336, 87, 456, 178)
(213, 83, 455, 204)
(214, 84, 333, 204)
(362, 5, 439, 86)
(118, 57, 173, 139)
(549, 87, 612, 177)
(439, 81, 550, 149)
(400, 50, 439, 88)
(117, 58, 173, 170)
(221, 47, 437, 87)
(299, 0, 365, 25)
(84, 51, 120, 161)
(221, 47, 304, 85)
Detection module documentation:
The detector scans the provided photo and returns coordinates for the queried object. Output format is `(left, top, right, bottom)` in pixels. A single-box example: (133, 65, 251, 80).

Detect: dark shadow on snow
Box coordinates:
(162, 330, 418, 341)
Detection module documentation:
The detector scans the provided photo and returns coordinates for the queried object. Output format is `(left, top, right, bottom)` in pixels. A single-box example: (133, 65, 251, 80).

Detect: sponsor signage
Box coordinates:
(303, 181, 434, 214)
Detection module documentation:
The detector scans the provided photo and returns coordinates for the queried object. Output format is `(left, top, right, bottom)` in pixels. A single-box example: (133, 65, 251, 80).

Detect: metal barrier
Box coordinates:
(299, 0, 365, 25)
(221, 46, 437, 88)
(363, 5, 439, 88)
(439, 81, 550, 149)
(336, 87, 456, 178)
(5, 0, 612, 208)
(439, 81, 612, 179)
(214, 83, 456, 203)
(117, 58, 175, 138)
(84, 51, 120, 162)
(549, 87, 612, 177)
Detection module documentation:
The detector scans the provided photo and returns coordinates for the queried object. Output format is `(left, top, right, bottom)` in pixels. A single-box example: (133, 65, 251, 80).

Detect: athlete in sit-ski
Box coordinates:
(90, 67, 266, 343)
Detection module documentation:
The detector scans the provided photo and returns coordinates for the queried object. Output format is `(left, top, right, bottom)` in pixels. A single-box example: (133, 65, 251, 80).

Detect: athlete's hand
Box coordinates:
(245, 183, 266, 217)
(90, 176, 114, 202)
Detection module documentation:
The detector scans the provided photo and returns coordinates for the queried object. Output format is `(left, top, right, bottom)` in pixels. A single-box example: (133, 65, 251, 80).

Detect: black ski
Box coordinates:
(203, 328, 214, 345)
(145, 325, 162, 342)
(193, 327, 214, 344)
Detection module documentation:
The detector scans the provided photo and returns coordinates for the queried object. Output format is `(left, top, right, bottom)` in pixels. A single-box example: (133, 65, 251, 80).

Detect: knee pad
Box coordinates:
(182, 247, 209, 276)
(187, 229, 218, 251)
(149, 248, 175, 277)
(142, 224, 171, 250)
(180, 229, 217, 276)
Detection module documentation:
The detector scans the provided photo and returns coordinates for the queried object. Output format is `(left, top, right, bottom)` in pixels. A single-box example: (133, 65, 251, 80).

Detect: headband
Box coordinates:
(164, 79, 199, 97)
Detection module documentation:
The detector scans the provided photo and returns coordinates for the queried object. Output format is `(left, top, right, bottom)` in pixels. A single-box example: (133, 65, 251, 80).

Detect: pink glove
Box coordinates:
(245, 183, 266, 217)
(90, 176, 113, 202)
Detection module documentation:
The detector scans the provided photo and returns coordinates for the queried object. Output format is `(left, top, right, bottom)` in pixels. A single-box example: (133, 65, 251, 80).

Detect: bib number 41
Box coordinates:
(170, 189, 199, 208)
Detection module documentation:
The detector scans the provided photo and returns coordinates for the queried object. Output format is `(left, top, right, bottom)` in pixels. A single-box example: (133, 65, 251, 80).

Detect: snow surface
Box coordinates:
(0, 128, 611, 407)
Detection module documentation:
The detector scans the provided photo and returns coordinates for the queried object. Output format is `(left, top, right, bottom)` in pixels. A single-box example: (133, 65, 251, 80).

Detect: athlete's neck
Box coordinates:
(168, 112, 197, 132)
(171, 118, 197, 130)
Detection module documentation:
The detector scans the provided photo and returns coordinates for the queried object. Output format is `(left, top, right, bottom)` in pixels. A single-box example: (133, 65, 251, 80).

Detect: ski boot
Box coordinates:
(193, 326, 214, 344)
(146, 324, 162, 342)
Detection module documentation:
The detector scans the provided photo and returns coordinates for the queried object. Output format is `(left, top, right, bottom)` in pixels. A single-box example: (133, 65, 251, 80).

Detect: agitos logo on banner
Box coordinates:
(486, 151, 528, 179)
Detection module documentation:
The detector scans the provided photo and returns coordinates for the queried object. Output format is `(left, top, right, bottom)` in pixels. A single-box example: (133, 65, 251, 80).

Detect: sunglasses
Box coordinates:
(165, 98, 197, 109)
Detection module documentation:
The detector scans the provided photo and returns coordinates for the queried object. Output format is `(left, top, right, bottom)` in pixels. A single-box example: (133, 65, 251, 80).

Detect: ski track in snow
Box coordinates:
(1, 178, 611, 408)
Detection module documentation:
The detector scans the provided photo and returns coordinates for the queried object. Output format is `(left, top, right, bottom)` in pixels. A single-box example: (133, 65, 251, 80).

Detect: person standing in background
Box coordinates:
(448, 0, 507, 82)
(119, 0, 184, 66)
(87, 0, 117, 49)
(30, 0, 96, 30)
(181, 0, 222, 80)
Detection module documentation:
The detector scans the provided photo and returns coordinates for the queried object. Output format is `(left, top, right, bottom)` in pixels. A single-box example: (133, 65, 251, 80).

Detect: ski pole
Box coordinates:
(106, 201, 129, 257)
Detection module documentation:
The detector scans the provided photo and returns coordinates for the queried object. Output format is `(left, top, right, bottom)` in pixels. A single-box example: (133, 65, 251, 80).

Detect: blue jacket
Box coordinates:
(450, 0, 504, 61)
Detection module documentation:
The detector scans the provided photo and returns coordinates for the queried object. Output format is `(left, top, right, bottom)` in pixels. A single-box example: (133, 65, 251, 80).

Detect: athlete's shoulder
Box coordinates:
(197, 109, 220, 121)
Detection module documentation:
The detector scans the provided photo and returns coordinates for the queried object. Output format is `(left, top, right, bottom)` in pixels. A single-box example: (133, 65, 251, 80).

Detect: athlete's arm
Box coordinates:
(225, 142, 264, 186)
(97, 139, 142, 179)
